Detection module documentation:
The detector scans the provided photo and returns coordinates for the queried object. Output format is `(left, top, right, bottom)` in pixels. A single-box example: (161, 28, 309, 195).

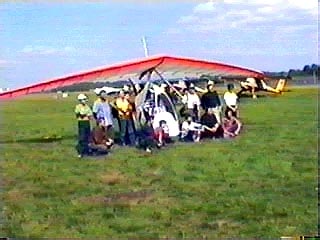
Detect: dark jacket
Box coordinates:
(201, 91, 221, 109)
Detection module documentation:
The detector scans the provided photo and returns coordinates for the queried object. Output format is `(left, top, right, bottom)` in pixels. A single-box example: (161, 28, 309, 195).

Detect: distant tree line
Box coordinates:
(289, 63, 319, 77)
(263, 63, 319, 79)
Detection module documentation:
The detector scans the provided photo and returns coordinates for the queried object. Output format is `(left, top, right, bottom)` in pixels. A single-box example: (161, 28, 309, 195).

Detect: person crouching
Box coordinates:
(154, 120, 172, 147)
(88, 118, 114, 155)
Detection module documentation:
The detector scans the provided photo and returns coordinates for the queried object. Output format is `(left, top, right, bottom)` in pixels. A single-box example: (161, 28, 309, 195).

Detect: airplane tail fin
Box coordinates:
(275, 79, 286, 92)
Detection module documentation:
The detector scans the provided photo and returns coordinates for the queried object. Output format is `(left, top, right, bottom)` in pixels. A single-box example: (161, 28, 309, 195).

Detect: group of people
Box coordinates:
(74, 90, 136, 158)
(74, 80, 242, 158)
(178, 81, 241, 142)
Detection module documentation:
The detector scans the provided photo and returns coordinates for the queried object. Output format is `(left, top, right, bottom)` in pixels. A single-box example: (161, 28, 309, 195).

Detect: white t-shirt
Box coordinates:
(186, 93, 200, 109)
(182, 121, 202, 132)
(223, 91, 238, 107)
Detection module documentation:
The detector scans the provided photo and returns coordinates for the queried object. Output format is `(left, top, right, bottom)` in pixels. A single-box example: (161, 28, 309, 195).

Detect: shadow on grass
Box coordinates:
(0, 132, 122, 145)
(0, 135, 75, 144)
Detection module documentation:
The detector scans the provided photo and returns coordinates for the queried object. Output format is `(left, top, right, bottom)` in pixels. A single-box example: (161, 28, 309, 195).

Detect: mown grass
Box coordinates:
(0, 88, 318, 238)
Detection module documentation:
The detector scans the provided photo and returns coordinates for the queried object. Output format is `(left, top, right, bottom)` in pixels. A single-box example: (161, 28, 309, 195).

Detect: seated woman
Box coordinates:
(222, 110, 242, 138)
(180, 115, 202, 142)
(200, 108, 224, 139)
(88, 119, 114, 155)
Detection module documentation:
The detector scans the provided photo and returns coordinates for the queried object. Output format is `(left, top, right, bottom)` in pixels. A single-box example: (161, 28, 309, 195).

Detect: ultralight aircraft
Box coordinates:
(0, 55, 285, 136)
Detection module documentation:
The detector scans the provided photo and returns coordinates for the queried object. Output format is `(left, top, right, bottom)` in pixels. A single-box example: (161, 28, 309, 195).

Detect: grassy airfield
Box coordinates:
(0, 87, 317, 238)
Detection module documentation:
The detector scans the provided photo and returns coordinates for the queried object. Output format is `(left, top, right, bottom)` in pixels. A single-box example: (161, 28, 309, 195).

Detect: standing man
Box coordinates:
(92, 89, 102, 125)
(114, 91, 135, 145)
(184, 84, 201, 121)
(75, 94, 93, 158)
(200, 80, 222, 124)
(223, 83, 239, 118)
(124, 91, 137, 141)
(94, 91, 114, 140)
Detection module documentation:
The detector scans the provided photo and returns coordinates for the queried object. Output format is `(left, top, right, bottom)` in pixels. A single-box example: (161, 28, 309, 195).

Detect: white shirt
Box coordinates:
(223, 91, 238, 107)
(182, 121, 202, 131)
(186, 93, 200, 109)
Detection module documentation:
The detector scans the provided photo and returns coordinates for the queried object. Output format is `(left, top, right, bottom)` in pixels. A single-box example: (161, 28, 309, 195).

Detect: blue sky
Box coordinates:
(0, 1, 318, 89)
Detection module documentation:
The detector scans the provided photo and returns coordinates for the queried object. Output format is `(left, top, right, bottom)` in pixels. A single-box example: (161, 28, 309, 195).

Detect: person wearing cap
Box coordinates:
(94, 91, 114, 140)
(200, 80, 222, 124)
(74, 94, 93, 158)
(223, 83, 239, 118)
(114, 90, 135, 145)
(184, 84, 201, 121)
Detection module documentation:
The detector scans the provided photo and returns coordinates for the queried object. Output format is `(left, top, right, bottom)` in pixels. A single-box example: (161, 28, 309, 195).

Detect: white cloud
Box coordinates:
(193, 0, 217, 13)
(21, 45, 76, 55)
(0, 59, 19, 67)
(223, 0, 245, 4)
(178, 15, 199, 24)
(175, 0, 318, 34)
(257, 6, 274, 14)
(0, 59, 9, 65)
(287, 0, 318, 11)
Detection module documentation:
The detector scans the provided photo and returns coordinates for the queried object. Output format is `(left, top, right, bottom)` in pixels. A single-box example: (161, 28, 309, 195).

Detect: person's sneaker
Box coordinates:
(78, 154, 82, 158)
(146, 148, 152, 153)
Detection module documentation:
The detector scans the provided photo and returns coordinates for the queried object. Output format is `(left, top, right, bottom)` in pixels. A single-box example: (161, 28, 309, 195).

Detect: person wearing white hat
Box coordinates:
(74, 94, 93, 158)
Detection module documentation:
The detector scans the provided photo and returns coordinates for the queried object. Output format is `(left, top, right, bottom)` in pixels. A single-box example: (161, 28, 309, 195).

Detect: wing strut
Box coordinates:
(152, 68, 184, 99)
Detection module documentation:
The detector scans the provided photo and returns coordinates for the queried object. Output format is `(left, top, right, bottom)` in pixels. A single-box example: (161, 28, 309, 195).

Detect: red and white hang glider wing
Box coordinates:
(0, 55, 265, 99)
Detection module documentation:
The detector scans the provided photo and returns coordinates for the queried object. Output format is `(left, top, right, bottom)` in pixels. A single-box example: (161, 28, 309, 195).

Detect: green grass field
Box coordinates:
(0, 88, 318, 238)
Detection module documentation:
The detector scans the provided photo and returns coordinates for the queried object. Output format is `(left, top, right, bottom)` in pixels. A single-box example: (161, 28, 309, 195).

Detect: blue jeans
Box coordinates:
(76, 120, 90, 155)
(119, 119, 136, 145)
